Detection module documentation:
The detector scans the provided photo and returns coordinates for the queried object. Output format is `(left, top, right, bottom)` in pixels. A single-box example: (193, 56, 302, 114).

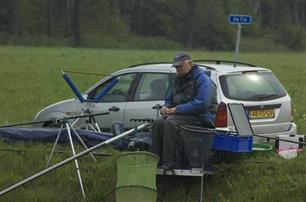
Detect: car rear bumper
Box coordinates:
(253, 122, 297, 142)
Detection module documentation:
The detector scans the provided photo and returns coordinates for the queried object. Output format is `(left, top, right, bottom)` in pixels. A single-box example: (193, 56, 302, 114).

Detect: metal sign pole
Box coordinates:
(234, 23, 242, 63)
(228, 15, 252, 64)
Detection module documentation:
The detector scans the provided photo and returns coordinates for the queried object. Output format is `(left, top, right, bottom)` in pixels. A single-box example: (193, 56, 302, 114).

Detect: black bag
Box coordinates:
(180, 126, 214, 168)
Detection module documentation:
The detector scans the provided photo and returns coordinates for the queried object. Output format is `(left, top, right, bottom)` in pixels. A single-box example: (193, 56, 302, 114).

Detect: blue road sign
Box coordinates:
(228, 15, 252, 25)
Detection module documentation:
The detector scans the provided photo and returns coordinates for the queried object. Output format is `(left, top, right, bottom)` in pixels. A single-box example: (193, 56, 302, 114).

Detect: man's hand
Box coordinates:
(160, 106, 176, 116)
(160, 106, 169, 115)
(167, 107, 176, 115)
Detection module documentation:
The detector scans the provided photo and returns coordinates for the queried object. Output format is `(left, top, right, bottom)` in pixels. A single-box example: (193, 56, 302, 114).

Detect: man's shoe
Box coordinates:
(158, 161, 181, 169)
(158, 164, 173, 170)
(158, 164, 175, 175)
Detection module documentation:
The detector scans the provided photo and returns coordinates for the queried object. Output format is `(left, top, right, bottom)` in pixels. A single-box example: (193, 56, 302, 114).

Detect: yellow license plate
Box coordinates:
(249, 109, 275, 119)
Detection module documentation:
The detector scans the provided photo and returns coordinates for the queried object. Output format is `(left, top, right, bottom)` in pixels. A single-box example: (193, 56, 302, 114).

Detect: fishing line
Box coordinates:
(63, 70, 109, 77)
(143, 49, 162, 63)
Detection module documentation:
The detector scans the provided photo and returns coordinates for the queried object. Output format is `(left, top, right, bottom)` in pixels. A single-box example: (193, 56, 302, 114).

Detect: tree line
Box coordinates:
(1, 0, 306, 50)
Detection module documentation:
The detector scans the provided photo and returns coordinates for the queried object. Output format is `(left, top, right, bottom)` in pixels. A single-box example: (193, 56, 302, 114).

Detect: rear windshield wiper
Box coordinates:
(251, 94, 278, 100)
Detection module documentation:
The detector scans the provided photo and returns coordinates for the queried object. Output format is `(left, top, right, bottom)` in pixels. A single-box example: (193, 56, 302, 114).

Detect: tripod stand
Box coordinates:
(71, 108, 102, 133)
(46, 112, 109, 199)
(0, 123, 152, 197)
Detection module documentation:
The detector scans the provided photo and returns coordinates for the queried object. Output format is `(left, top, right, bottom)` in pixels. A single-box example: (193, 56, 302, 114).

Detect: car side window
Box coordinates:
(88, 73, 136, 102)
(133, 73, 170, 101)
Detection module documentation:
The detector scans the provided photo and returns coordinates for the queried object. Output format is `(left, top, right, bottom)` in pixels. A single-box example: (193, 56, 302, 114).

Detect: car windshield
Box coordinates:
(220, 71, 287, 101)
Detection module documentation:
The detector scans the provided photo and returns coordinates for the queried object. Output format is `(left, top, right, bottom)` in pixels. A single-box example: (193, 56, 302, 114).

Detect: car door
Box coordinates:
(123, 72, 174, 128)
(86, 73, 137, 130)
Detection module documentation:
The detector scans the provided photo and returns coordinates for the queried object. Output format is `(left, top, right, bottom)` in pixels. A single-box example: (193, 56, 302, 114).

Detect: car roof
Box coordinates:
(116, 60, 269, 75)
(201, 64, 268, 74)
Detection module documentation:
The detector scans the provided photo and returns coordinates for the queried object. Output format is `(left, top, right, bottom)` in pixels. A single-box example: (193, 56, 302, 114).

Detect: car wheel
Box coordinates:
(43, 120, 62, 128)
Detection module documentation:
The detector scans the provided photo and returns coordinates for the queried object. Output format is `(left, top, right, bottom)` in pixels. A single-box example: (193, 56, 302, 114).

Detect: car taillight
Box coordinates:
(215, 102, 227, 127)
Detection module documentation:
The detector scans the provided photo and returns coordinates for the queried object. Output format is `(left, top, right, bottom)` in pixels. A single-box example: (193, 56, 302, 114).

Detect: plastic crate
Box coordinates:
(213, 133, 253, 153)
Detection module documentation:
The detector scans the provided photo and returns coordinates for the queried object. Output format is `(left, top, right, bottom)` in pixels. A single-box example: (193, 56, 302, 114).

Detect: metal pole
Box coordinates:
(70, 124, 97, 162)
(200, 163, 204, 202)
(94, 122, 102, 133)
(46, 124, 64, 168)
(234, 23, 242, 63)
(66, 122, 86, 199)
(0, 123, 151, 196)
(91, 116, 102, 133)
(71, 116, 82, 127)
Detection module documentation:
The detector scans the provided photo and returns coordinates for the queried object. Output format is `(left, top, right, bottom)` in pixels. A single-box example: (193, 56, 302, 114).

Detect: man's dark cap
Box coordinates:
(172, 51, 192, 67)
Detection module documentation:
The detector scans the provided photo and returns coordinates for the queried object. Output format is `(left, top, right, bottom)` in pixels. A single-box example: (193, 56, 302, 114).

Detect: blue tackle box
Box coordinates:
(212, 132, 253, 153)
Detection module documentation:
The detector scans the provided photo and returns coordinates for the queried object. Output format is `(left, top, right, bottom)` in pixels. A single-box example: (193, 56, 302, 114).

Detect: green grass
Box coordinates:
(0, 143, 119, 202)
(0, 46, 306, 201)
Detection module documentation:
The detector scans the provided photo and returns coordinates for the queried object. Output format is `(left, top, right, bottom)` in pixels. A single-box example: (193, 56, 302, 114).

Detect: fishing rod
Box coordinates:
(0, 122, 152, 196)
(0, 148, 110, 157)
(143, 49, 162, 63)
(0, 111, 111, 128)
(253, 134, 306, 146)
(0, 119, 54, 128)
(179, 125, 306, 146)
(63, 70, 110, 77)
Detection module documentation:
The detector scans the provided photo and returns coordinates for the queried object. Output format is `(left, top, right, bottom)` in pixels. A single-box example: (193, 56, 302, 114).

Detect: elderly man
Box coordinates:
(150, 52, 218, 169)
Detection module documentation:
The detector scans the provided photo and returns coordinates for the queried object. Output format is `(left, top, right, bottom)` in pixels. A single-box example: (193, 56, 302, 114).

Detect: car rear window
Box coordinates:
(220, 71, 287, 101)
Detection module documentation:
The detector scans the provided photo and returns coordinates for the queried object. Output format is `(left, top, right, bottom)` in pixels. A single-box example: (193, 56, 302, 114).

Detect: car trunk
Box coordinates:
(241, 98, 292, 134)
(218, 70, 293, 136)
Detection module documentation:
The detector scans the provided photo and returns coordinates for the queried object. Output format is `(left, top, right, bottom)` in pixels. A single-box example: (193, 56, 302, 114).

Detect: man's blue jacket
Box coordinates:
(164, 65, 218, 127)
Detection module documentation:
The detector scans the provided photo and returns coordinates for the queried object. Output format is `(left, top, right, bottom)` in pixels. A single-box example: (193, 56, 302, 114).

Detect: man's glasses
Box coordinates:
(175, 64, 183, 69)
(175, 60, 191, 69)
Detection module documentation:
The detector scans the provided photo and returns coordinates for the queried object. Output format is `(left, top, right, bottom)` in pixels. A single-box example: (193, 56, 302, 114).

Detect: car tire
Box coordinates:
(43, 120, 62, 128)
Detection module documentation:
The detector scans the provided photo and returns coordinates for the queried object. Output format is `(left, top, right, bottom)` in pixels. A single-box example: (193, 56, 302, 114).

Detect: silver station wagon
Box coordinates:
(33, 60, 297, 141)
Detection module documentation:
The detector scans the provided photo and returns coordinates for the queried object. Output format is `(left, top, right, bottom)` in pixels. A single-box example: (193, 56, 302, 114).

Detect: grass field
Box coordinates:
(0, 46, 306, 201)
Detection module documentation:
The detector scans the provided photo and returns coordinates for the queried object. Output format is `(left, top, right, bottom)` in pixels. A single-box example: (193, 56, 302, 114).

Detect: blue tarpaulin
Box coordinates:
(0, 127, 252, 153)
(0, 127, 128, 148)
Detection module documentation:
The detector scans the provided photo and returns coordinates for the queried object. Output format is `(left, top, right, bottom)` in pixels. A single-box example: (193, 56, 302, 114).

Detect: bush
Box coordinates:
(240, 37, 287, 52)
(274, 25, 306, 50)
(0, 33, 73, 47)
(0, 32, 184, 50)
(81, 32, 183, 49)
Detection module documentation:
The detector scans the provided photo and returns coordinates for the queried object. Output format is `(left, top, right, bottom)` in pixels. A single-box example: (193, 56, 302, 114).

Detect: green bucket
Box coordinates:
(252, 143, 273, 151)
(115, 151, 159, 202)
(116, 186, 157, 202)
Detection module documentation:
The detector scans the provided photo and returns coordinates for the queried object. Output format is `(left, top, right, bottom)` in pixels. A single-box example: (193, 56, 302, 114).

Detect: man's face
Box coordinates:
(175, 60, 192, 77)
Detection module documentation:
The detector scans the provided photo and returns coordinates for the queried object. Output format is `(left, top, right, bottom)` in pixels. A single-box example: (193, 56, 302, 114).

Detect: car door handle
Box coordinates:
(152, 104, 162, 110)
(109, 106, 120, 112)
